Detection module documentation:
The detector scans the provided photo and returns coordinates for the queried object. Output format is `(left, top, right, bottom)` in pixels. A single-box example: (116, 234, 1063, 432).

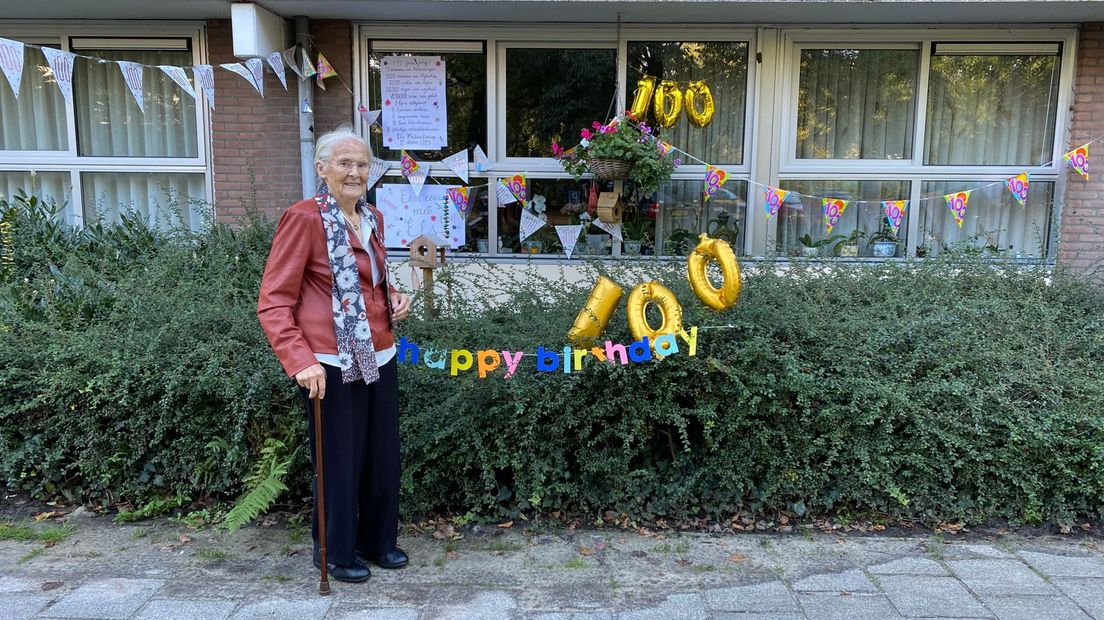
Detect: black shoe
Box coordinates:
(360, 547, 408, 569)
(312, 552, 372, 583)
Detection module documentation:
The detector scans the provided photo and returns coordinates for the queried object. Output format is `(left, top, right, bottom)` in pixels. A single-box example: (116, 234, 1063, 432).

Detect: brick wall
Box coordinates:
(1059, 23, 1104, 272)
(309, 20, 355, 136)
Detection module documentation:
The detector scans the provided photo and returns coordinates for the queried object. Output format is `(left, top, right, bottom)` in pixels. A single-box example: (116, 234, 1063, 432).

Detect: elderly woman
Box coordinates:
(257, 126, 411, 583)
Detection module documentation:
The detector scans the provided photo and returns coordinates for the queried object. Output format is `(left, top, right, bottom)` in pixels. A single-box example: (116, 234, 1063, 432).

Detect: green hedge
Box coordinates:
(2, 194, 1103, 525)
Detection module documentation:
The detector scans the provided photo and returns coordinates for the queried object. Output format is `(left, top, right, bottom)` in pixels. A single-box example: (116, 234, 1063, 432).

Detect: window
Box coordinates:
(916, 180, 1053, 258)
(775, 180, 910, 256)
(655, 180, 747, 256)
(0, 45, 67, 151)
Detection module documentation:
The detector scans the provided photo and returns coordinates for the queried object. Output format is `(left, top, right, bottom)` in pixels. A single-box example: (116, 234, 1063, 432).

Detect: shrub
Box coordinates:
(1, 193, 1102, 526)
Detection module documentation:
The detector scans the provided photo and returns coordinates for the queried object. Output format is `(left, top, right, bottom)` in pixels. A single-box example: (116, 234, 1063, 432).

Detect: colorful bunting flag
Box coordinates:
(703, 164, 727, 202)
(519, 208, 545, 242)
(399, 150, 418, 176)
(221, 62, 262, 96)
(497, 180, 518, 205)
(881, 200, 908, 235)
(399, 151, 427, 198)
(474, 145, 490, 172)
(40, 47, 75, 104)
(446, 186, 471, 215)
(193, 64, 215, 109)
(505, 173, 527, 203)
(1064, 144, 1089, 180)
(301, 54, 317, 79)
(0, 37, 25, 98)
(282, 45, 304, 80)
(556, 224, 584, 259)
(441, 149, 469, 183)
(316, 52, 336, 88)
(822, 198, 848, 233)
(158, 65, 196, 100)
(265, 51, 287, 90)
(117, 61, 145, 112)
(656, 140, 674, 156)
(1005, 173, 1029, 207)
(763, 186, 789, 221)
(366, 159, 389, 189)
(593, 219, 623, 241)
(943, 190, 971, 228)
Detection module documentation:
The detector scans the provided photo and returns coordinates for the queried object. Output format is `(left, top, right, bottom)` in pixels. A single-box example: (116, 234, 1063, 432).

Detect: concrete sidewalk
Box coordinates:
(2, 508, 1103, 619)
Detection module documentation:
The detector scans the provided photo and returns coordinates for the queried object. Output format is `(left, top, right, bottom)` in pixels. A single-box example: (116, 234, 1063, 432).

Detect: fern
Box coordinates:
(222, 438, 299, 532)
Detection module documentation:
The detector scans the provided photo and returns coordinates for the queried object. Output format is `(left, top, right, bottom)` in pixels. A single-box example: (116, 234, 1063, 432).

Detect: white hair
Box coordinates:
(314, 124, 373, 164)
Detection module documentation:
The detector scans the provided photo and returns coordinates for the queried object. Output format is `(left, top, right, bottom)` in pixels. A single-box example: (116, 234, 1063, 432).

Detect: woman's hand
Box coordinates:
(390, 291, 411, 321)
(295, 363, 326, 400)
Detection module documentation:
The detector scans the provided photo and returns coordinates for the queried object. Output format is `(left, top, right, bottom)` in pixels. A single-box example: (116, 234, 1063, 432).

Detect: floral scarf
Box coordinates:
(315, 183, 383, 385)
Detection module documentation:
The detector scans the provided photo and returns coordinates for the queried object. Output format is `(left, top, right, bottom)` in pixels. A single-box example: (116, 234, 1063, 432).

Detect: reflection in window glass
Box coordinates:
(506, 48, 616, 158)
(925, 52, 1059, 166)
(654, 179, 746, 256)
(81, 172, 206, 229)
(496, 178, 611, 256)
(625, 41, 748, 165)
(75, 48, 198, 157)
(0, 171, 73, 221)
(917, 181, 1053, 258)
(775, 180, 910, 257)
(797, 49, 917, 160)
(0, 46, 68, 150)
(368, 50, 487, 161)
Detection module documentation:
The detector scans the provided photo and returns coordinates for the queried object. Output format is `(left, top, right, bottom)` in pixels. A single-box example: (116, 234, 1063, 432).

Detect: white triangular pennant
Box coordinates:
(357, 104, 381, 127)
(193, 64, 215, 109)
(282, 45, 304, 79)
(366, 159, 390, 189)
(520, 209, 546, 243)
(117, 61, 145, 112)
(497, 180, 518, 205)
(245, 57, 265, 97)
(474, 145, 490, 172)
(593, 218, 623, 241)
(221, 62, 262, 96)
(0, 37, 25, 98)
(556, 225, 584, 259)
(407, 167, 428, 199)
(266, 51, 287, 90)
(158, 65, 196, 100)
(441, 149, 469, 184)
(40, 47, 76, 104)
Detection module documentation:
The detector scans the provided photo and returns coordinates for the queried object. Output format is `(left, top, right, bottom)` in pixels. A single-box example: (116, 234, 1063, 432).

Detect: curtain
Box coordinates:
(0, 171, 73, 221)
(918, 181, 1052, 258)
(657, 179, 747, 255)
(925, 54, 1059, 166)
(0, 47, 67, 151)
(775, 180, 911, 254)
(74, 49, 197, 158)
(796, 49, 917, 160)
(81, 172, 205, 229)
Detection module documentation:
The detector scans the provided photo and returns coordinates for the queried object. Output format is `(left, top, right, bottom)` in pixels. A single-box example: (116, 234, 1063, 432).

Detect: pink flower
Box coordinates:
(580, 128, 592, 140)
(592, 121, 602, 129)
(552, 141, 563, 156)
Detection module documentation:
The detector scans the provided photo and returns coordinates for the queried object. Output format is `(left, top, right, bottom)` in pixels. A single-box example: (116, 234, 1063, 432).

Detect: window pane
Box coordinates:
(0, 46, 67, 150)
(626, 41, 748, 165)
(775, 180, 910, 257)
(917, 180, 1053, 258)
(496, 178, 612, 256)
(75, 48, 198, 157)
(366, 175, 489, 253)
(81, 172, 206, 229)
(506, 48, 616, 158)
(0, 171, 73, 221)
(925, 53, 1059, 166)
(368, 50, 487, 161)
(654, 179, 746, 256)
(797, 49, 917, 160)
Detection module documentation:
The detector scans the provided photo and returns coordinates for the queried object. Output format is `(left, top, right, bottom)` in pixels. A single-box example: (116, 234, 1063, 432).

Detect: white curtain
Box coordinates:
(74, 49, 197, 158)
(81, 172, 206, 230)
(918, 181, 1052, 258)
(796, 49, 917, 160)
(925, 55, 1059, 166)
(656, 179, 746, 255)
(0, 171, 73, 221)
(0, 47, 67, 151)
(775, 180, 911, 254)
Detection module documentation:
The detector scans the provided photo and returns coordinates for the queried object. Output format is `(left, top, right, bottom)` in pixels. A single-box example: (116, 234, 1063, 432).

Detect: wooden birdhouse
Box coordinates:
(596, 192, 624, 223)
(409, 234, 448, 269)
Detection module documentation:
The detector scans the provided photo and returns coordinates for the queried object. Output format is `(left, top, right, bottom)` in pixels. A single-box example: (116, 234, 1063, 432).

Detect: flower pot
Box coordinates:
(521, 239, 543, 254)
(623, 240, 642, 255)
(589, 158, 633, 181)
(838, 243, 859, 258)
(801, 246, 819, 258)
(476, 238, 489, 253)
(871, 241, 898, 258)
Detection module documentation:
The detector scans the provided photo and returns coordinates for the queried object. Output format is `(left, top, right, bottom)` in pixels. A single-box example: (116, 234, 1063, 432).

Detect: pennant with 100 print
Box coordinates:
(158, 66, 196, 100)
(1064, 144, 1089, 181)
(399, 150, 427, 198)
(0, 37, 25, 98)
(497, 180, 518, 205)
(556, 224, 584, 259)
(282, 45, 304, 80)
(1005, 173, 1029, 207)
(266, 51, 287, 90)
(40, 47, 76, 104)
(316, 52, 337, 89)
(764, 186, 789, 221)
(441, 149, 469, 183)
(704, 164, 727, 201)
(117, 61, 145, 112)
(221, 62, 262, 97)
(822, 198, 848, 233)
(504, 173, 527, 203)
(943, 190, 971, 228)
(881, 200, 908, 235)
(366, 159, 390, 189)
(193, 65, 215, 109)
(592, 219, 623, 241)
(519, 208, 545, 243)
(446, 187, 471, 217)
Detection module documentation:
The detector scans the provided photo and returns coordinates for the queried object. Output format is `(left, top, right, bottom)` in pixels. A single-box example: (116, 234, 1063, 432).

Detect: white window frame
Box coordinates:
(0, 21, 211, 227)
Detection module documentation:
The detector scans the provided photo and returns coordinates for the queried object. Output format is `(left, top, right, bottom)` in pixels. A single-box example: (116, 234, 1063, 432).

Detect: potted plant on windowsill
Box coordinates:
(554, 114, 678, 199)
(833, 228, 866, 258)
(622, 216, 652, 256)
(868, 221, 900, 258)
(797, 232, 844, 257)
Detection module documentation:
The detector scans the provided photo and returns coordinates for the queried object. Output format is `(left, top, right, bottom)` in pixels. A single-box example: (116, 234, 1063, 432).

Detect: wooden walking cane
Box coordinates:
(313, 396, 331, 596)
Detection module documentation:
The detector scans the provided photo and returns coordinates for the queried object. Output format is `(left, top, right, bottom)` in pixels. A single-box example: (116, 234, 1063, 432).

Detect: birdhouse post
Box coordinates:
(408, 234, 448, 317)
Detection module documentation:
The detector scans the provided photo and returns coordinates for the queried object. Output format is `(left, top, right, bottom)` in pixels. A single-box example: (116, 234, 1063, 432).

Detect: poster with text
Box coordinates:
(380, 55, 447, 149)
(376, 184, 465, 249)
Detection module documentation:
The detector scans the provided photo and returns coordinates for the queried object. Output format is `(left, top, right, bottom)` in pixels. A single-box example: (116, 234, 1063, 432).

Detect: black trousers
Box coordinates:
(300, 359, 400, 567)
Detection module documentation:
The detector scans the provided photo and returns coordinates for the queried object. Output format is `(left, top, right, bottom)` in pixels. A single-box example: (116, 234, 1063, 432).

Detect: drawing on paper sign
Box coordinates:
(376, 184, 466, 249)
(380, 55, 448, 149)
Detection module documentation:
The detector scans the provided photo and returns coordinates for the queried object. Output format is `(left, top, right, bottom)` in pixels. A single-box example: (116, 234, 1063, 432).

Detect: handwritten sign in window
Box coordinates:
(376, 184, 465, 249)
(380, 55, 448, 150)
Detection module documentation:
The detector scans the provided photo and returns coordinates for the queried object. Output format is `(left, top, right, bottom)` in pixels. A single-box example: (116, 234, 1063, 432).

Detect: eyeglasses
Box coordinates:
(331, 160, 372, 173)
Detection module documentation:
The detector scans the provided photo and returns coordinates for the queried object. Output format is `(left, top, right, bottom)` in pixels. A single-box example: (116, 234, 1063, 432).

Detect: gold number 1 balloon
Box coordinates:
(567, 276, 624, 346)
(653, 80, 683, 129)
(630, 76, 657, 120)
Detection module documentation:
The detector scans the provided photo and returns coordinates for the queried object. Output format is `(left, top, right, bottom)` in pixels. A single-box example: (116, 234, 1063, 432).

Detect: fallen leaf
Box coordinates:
(779, 515, 789, 525)
(872, 524, 886, 532)
(728, 553, 747, 563)
(44, 540, 56, 548)
(178, 534, 192, 543)
(1059, 524, 1072, 535)
(675, 558, 692, 566)
(498, 521, 513, 528)
(578, 546, 594, 556)
(33, 511, 56, 522)
(1080, 523, 1092, 531)
(40, 581, 63, 592)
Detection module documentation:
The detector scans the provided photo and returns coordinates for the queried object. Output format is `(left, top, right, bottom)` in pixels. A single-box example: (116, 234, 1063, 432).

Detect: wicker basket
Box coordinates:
(589, 157, 633, 180)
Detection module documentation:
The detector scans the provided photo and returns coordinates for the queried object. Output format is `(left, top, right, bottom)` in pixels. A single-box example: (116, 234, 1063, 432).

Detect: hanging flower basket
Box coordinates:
(588, 157, 633, 181)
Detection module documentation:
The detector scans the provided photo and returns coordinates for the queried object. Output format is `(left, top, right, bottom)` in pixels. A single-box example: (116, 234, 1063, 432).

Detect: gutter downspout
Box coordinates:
(296, 15, 315, 198)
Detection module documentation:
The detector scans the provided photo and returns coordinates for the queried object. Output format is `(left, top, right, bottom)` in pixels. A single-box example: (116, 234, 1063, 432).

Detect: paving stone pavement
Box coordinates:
(1, 510, 1102, 619)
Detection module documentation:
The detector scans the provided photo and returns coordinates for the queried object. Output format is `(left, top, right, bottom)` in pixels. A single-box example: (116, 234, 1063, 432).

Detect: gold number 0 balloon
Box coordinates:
(629, 76, 657, 120)
(567, 276, 624, 347)
(653, 80, 683, 129)
(688, 234, 741, 311)
(626, 281, 684, 346)
(684, 81, 715, 128)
